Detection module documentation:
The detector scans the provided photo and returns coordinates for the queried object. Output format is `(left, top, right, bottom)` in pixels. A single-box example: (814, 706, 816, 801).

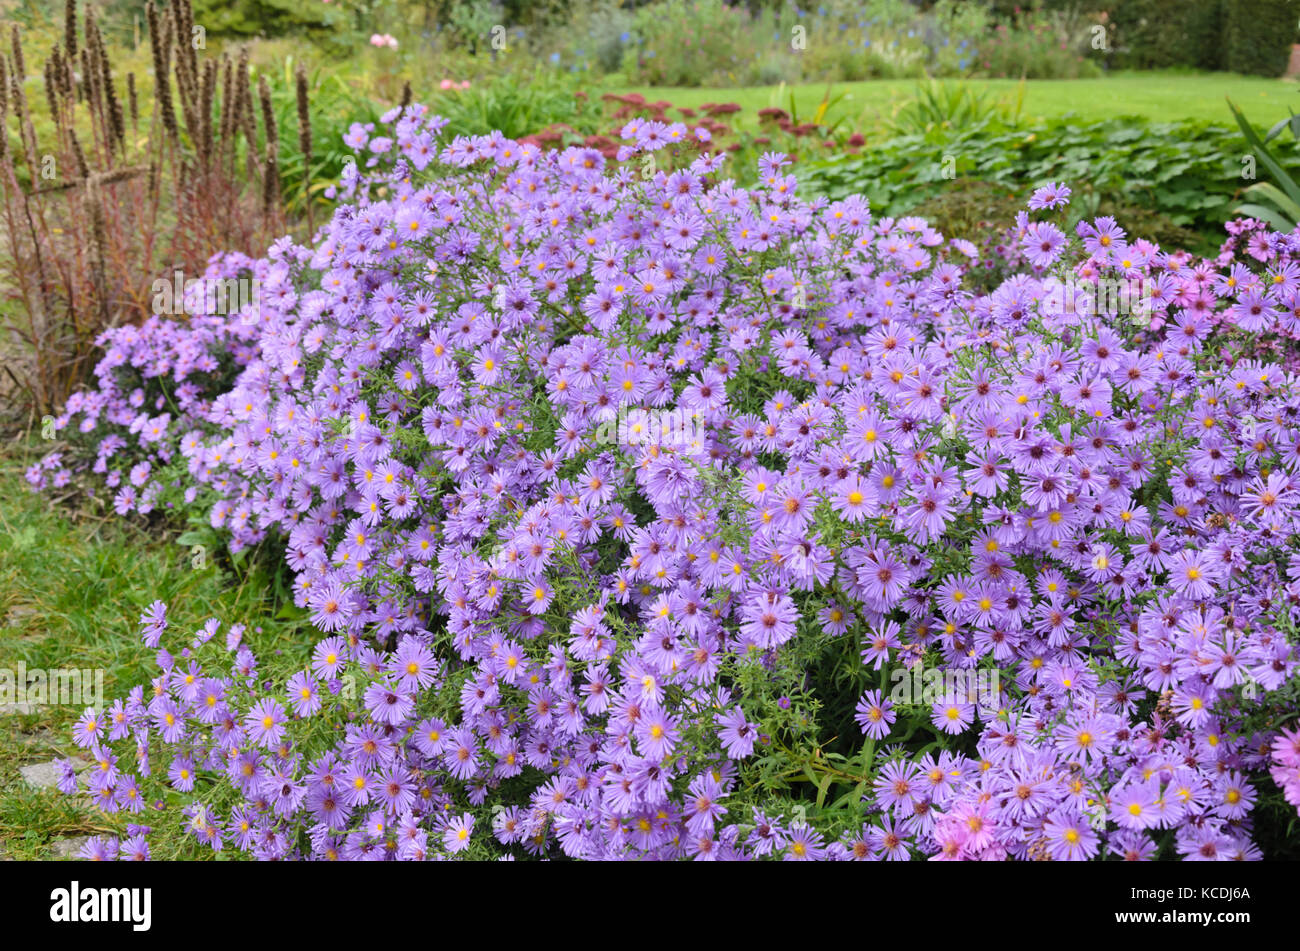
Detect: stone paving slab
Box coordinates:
(50, 836, 88, 858)
(18, 760, 62, 790)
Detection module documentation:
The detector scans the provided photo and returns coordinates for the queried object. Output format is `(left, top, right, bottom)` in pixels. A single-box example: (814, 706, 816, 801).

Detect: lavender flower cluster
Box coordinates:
(40, 104, 1300, 860)
(28, 251, 264, 512)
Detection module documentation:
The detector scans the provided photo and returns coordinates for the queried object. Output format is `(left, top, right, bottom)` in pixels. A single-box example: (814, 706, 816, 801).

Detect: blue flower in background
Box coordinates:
(550, 52, 560, 63)
(620, 31, 630, 43)
(863, 38, 871, 48)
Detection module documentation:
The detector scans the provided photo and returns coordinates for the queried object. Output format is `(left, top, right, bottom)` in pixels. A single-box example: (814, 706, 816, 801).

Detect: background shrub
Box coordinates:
(1224, 0, 1300, 76)
(1106, 0, 1226, 72)
(798, 115, 1300, 254)
(189, 0, 340, 38)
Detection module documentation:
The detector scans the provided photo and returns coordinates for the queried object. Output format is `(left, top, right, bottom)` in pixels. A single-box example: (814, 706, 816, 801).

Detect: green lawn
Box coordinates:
(616, 70, 1300, 132)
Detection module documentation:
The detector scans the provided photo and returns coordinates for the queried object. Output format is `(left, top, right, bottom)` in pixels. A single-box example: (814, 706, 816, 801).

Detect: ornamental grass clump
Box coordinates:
(36, 103, 1300, 860)
(0, 0, 309, 419)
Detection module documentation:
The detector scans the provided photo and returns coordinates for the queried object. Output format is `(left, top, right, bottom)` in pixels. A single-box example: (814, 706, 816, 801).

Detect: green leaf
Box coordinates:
(815, 772, 834, 809)
(1242, 181, 1300, 223)
(1228, 98, 1300, 210)
(1232, 202, 1296, 233)
(275, 602, 308, 622)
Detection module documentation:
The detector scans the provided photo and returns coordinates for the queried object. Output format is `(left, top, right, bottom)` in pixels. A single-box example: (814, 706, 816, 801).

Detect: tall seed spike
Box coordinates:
(176, 0, 193, 74)
(262, 150, 279, 219)
(10, 25, 25, 82)
(85, 174, 110, 328)
(82, 3, 95, 62)
(83, 7, 106, 136)
(296, 63, 312, 168)
(0, 57, 7, 162)
(79, 47, 98, 125)
(10, 49, 41, 179)
(69, 127, 89, 180)
(51, 43, 70, 102)
(235, 49, 258, 178)
(296, 63, 313, 232)
(176, 0, 199, 98)
(189, 0, 202, 75)
(258, 74, 277, 151)
(198, 58, 215, 170)
(43, 52, 59, 121)
(258, 75, 279, 219)
(145, 2, 177, 139)
(171, 9, 199, 143)
(215, 56, 232, 172)
(64, 0, 78, 61)
(217, 55, 233, 152)
(93, 19, 125, 154)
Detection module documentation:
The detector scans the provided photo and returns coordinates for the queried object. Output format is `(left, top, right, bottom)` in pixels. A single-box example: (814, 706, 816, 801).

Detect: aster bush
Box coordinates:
(37, 101, 1300, 861)
(26, 250, 264, 517)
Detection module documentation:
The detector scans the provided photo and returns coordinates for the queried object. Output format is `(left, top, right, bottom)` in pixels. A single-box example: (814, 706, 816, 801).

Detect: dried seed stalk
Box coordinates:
(145, 2, 176, 139)
(296, 63, 313, 232)
(127, 72, 137, 133)
(0, 56, 7, 162)
(199, 58, 215, 170)
(258, 75, 279, 219)
(64, 0, 78, 61)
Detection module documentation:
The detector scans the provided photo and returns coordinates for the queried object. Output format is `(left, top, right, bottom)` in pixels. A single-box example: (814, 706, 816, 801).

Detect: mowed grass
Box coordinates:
(615, 70, 1300, 133)
(0, 444, 308, 860)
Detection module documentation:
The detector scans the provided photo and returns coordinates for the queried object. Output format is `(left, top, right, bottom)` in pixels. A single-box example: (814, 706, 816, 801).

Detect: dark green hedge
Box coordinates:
(1224, 0, 1300, 75)
(1108, 0, 1224, 71)
(999, 0, 1298, 76)
(189, 0, 333, 38)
